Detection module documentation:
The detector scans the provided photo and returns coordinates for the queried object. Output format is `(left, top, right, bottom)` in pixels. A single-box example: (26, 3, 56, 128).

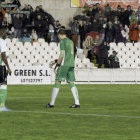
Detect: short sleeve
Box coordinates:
(1, 40, 7, 53)
(60, 40, 65, 50)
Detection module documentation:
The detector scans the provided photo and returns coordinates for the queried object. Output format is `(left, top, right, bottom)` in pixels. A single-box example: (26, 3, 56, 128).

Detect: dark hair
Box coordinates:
(58, 29, 66, 35)
(113, 51, 117, 55)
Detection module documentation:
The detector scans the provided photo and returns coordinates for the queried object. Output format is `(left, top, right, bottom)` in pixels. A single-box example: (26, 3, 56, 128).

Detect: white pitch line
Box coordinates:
(11, 110, 140, 119)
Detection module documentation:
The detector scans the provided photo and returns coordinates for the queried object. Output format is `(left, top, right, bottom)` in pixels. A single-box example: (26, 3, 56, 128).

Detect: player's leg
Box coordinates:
(68, 82, 80, 107)
(46, 66, 67, 108)
(0, 84, 7, 108)
(49, 81, 61, 107)
(0, 66, 11, 111)
(67, 67, 80, 108)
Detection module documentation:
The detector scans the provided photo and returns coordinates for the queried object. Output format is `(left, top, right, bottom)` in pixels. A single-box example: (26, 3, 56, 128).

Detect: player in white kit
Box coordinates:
(0, 28, 12, 111)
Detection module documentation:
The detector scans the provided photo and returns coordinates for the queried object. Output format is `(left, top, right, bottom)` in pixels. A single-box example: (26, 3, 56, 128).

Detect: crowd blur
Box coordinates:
(70, 3, 140, 68)
(0, 0, 65, 43)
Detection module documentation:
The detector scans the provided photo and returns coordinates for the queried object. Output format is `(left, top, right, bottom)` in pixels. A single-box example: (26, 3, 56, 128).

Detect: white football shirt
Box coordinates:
(0, 38, 7, 66)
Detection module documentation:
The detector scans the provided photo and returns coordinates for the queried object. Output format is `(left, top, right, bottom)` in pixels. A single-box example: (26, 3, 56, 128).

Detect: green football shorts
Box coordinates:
(55, 66, 75, 82)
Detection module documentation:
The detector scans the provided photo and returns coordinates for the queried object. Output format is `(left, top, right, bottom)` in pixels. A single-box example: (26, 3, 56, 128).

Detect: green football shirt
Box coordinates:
(60, 38, 75, 67)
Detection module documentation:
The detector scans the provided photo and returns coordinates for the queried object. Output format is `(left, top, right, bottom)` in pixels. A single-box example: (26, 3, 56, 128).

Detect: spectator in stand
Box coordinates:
(23, 5, 33, 24)
(2, 8, 12, 32)
(86, 7, 93, 21)
(30, 29, 38, 41)
(79, 20, 87, 48)
(32, 6, 42, 21)
(92, 4, 99, 20)
(103, 17, 108, 25)
(12, 0, 21, 8)
(109, 51, 120, 68)
(129, 11, 138, 25)
(12, 14, 22, 38)
(98, 16, 105, 40)
(49, 24, 55, 41)
(19, 28, 31, 42)
(124, 5, 132, 27)
(115, 23, 127, 44)
(54, 20, 62, 43)
(110, 9, 117, 22)
(20, 14, 29, 28)
(21, 28, 29, 37)
(2, 17, 12, 34)
(43, 15, 50, 42)
(45, 13, 55, 27)
(116, 5, 122, 18)
(82, 3, 90, 15)
(39, 5, 54, 25)
(69, 18, 79, 48)
(129, 19, 140, 42)
(113, 16, 120, 30)
(83, 36, 93, 61)
(96, 3, 101, 11)
(119, 8, 126, 26)
(101, 17, 108, 39)
(105, 21, 116, 43)
(104, 4, 111, 20)
(4, 8, 12, 25)
(90, 18, 99, 32)
(39, 5, 45, 13)
(22, 4, 29, 11)
(92, 34, 102, 63)
(95, 9, 104, 20)
(98, 40, 110, 68)
(28, 5, 33, 13)
(34, 14, 45, 38)
(136, 6, 140, 25)
(2, 17, 8, 29)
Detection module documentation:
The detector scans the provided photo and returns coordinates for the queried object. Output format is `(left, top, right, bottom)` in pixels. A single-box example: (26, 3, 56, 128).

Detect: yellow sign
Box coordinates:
(71, 0, 139, 8)
(71, 0, 80, 7)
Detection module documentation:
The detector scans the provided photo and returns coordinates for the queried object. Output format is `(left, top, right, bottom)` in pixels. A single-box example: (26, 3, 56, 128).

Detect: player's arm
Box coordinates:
(57, 50, 65, 64)
(54, 50, 64, 73)
(54, 40, 65, 72)
(1, 52, 12, 75)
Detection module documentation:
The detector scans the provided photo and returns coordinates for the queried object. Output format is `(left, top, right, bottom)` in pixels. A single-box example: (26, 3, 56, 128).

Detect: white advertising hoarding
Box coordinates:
(7, 66, 52, 85)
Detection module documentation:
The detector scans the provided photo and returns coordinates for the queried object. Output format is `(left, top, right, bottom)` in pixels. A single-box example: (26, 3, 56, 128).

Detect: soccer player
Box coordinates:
(46, 29, 80, 108)
(0, 28, 12, 111)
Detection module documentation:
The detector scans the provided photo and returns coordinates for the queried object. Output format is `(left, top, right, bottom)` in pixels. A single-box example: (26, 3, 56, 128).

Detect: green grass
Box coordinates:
(0, 85, 140, 140)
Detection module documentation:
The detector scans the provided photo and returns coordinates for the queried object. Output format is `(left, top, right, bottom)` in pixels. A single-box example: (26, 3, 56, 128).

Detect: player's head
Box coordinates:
(113, 51, 117, 56)
(0, 28, 6, 39)
(58, 29, 67, 40)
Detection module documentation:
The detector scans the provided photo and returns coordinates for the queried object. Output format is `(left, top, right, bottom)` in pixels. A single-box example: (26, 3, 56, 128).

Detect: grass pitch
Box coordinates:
(0, 85, 140, 140)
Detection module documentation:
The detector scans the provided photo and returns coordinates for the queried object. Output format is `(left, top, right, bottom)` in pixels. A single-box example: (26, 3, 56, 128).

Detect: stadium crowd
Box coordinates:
(0, 0, 65, 43)
(0, 0, 140, 68)
(69, 3, 140, 68)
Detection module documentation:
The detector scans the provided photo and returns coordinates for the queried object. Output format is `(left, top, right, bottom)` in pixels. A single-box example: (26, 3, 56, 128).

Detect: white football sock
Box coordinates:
(50, 87, 59, 105)
(71, 86, 80, 105)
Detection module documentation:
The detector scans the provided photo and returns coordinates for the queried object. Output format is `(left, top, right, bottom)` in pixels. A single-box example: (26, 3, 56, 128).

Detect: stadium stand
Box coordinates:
(109, 42, 140, 68)
(6, 38, 140, 69)
(6, 38, 95, 68)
